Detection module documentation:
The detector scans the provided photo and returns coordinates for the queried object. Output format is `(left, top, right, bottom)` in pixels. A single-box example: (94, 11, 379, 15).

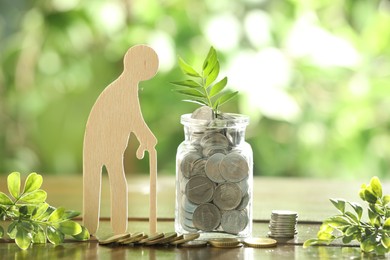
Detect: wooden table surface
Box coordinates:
(0, 175, 388, 259)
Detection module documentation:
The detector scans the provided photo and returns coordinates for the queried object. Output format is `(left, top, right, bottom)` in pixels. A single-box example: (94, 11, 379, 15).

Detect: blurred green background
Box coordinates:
(0, 0, 389, 179)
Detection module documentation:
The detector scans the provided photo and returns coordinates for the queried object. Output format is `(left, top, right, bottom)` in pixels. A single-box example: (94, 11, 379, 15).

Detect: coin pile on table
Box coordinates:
(268, 210, 298, 238)
(98, 232, 201, 247)
(177, 106, 252, 235)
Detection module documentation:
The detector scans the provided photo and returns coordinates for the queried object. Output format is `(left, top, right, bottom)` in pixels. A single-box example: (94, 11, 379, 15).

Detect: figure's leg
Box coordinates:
(83, 158, 102, 235)
(106, 158, 128, 234)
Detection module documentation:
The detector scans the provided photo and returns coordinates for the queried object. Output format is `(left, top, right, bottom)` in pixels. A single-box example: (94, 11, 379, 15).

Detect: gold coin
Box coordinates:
(138, 232, 165, 244)
(243, 237, 277, 248)
(119, 232, 145, 244)
(170, 233, 200, 245)
(169, 234, 184, 243)
(179, 240, 208, 248)
(208, 238, 240, 247)
(98, 233, 131, 245)
(144, 232, 178, 245)
(210, 243, 243, 248)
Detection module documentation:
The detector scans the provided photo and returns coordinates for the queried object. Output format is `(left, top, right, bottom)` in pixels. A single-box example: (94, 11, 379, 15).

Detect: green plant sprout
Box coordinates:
(304, 176, 390, 256)
(171, 46, 238, 117)
(0, 172, 89, 250)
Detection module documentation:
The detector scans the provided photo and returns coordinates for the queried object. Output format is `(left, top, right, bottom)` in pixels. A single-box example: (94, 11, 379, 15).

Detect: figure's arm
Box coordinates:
(133, 122, 157, 160)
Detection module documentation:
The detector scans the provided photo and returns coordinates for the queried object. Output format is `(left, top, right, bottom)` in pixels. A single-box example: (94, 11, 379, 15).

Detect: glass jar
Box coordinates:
(175, 113, 253, 238)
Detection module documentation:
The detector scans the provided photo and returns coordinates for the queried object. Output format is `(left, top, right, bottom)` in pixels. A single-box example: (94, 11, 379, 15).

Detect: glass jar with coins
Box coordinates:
(175, 107, 253, 238)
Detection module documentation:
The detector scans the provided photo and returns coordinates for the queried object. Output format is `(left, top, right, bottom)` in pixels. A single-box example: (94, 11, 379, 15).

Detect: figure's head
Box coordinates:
(123, 45, 159, 81)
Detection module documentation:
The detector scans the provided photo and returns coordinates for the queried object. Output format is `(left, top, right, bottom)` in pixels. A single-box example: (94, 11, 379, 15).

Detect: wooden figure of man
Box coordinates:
(83, 45, 159, 235)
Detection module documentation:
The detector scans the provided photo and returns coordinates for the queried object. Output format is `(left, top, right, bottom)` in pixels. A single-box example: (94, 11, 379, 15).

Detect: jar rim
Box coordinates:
(181, 113, 249, 128)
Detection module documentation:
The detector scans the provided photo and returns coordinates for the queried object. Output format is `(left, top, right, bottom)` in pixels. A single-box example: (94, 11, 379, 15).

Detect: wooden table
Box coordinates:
(0, 175, 388, 259)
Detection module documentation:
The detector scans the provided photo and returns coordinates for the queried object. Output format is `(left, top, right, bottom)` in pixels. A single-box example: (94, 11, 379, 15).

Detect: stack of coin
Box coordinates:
(268, 210, 298, 238)
(176, 107, 252, 236)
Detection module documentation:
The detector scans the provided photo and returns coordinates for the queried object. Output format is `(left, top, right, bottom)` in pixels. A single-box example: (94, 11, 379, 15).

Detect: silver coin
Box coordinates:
(191, 158, 207, 177)
(180, 177, 189, 194)
(202, 146, 228, 157)
(271, 210, 298, 216)
(182, 209, 194, 220)
(191, 106, 214, 121)
(200, 132, 229, 149)
(237, 178, 249, 195)
(221, 210, 248, 234)
(205, 153, 226, 183)
(181, 195, 198, 213)
(235, 192, 249, 210)
(185, 175, 215, 204)
(213, 183, 242, 210)
(219, 153, 249, 182)
(180, 152, 202, 178)
(192, 203, 221, 231)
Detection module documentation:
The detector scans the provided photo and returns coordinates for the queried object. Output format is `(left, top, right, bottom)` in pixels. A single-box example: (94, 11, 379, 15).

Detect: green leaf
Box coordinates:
(368, 208, 380, 226)
(72, 226, 90, 241)
(317, 231, 335, 241)
(324, 216, 351, 228)
(369, 176, 382, 198)
(48, 207, 65, 222)
(46, 226, 64, 245)
(32, 203, 50, 219)
(7, 221, 17, 239)
(345, 226, 359, 236)
(178, 57, 200, 77)
(361, 236, 376, 253)
(7, 172, 21, 199)
(171, 80, 202, 88)
(213, 91, 238, 109)
(348, 202, 363, 220)
(383, 195, 390, 206)
(173, 88, 205, 98)
(19, 206, 28, 215)
(359, 184, 367, 201)
(32, 226, 46, 244)
(0, 192, 13, 205)
(15, 225, 33, 250)
(384, 218, 390, 230)
(23, 172, 43, 193)
(364, 188, 378, 204)
(56, 221, 82, 235)
(209, 77, 227, 98)
(330, 198, 346, 214)
(182, 99, 209, 106)
(342, 234, 354, 244)
(19, 190, 47, 204)
(63, 210, 80, 220)
(303, 238, 320, 248)
(0, 225, 4, 238)
(205, 61, 219, 88)
(345, 211, 359, 224)
(202, 46, 217, 72)
(381, 235, 390, 249)
(374, 243, 388, 256)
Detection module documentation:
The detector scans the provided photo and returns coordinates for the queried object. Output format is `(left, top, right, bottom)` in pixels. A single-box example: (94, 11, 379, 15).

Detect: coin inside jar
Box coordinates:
(192, 203, 221, 231)
(205, 153, 226, 183)
(219, 152, 249, 182)
(221, 210, 248, 234)
(185, 175, 215, 204)
(213, 183, 242, 210)
(180, 152, 202, 178)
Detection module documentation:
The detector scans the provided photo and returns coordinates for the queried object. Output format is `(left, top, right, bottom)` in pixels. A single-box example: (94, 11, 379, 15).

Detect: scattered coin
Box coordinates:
(120, 232, 146, 245)
(243, 237, 277, 248)
(221, 210, 248, 234)
(170, 233, 200, 245)
(144, 232, 178, 246)
(213, 183, 242, 210)
(220, 153, 249, 182)
(179, 240, 208, 248)
(208, 238, 240, 247)
(98, 233, 131, 245)
(185, 175, 215, 204)
(193, 203, 221, 231)
(139, 232, 165, 244)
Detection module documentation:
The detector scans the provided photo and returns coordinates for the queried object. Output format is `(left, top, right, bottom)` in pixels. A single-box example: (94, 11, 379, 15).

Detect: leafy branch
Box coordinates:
(171, 46, 238, 117)
(304, 176, 390, 256)
(0, 172, 89, 250)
